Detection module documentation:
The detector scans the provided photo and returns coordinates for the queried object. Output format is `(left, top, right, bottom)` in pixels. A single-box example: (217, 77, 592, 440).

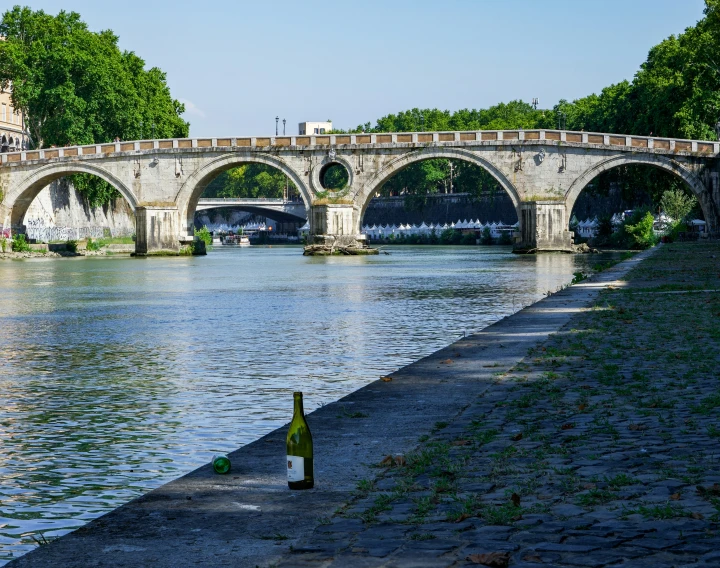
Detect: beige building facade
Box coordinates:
(0, 86, 26, 152)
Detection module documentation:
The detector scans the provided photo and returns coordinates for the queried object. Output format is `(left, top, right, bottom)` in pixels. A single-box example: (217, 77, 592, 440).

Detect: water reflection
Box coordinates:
(0, 246, 617, 563)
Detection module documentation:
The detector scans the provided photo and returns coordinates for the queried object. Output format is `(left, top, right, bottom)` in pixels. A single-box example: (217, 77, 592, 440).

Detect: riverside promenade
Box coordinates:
(9, 243, 720, 567)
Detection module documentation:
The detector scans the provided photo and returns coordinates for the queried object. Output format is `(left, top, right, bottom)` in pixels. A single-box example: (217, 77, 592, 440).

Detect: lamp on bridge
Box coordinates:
(557, 111, 567, 130)
(283, 118, 286, 136)
(276, 116, 279, 136)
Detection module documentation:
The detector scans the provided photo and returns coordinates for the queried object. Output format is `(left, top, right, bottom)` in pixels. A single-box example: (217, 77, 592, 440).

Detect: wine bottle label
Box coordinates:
(287, 455, 305, 482)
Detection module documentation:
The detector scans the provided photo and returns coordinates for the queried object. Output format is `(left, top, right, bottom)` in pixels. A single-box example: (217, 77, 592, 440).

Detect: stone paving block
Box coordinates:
(532, 542, 601, 553)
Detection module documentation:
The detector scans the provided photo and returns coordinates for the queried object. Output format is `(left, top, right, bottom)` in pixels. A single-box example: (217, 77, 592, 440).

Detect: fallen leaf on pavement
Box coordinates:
(379, 455, 393, 467)
(578, 403, 587, 411)
(511, 493, 521, 507)
(380, 376, 393, 382)
(452, 439, 471, 446)
(583, 483, 596, 490)
(523, 554, 543, 562)
(440, 359, 454, 364)
(454, 513, 471, 522)
(561, 423, 574, 430)
(628, 423, 647, 431)
(393, 455, 407, 466)
(511, 432, 523, 441)
(691, 512, 705, 520)
(467, 552, 511, 567)
(670, 493, 681, 500)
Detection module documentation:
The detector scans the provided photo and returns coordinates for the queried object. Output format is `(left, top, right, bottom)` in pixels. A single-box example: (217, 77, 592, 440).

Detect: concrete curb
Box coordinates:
(7, 247, 659, 568)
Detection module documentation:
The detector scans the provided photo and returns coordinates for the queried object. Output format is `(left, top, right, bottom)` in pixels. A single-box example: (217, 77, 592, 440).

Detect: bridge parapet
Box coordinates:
(2, 130, 719, 167)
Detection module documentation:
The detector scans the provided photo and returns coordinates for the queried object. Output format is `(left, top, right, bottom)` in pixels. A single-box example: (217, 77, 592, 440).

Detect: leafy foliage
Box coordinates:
(194, 225, 212, 247)
(11, 233, 31, 252)
(321, 164, 348, 190)
(0, 6, 188, 204)
(85, 237, 101, 251)
(615, 211, 660, 249)
(203, 164, 295, 199)
(660, 189, 698, 223)
(555, 1, 720, 141)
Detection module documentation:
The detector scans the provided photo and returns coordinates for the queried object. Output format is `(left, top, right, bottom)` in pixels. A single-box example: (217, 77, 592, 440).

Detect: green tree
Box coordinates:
(624, 212, 659, 249)
(0, 6, 188, 205)
(204, 164, 295, 199)
(660, 188, 698, 222)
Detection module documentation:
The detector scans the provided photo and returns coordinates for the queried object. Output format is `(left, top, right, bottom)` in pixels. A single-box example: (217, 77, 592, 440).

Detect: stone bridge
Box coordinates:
(1, 129, 719, 254)
(195, 198, 307, 222)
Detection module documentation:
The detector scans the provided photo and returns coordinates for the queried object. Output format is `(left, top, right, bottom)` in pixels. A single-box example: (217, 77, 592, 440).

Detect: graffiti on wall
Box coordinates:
(24, 218, 107, 242)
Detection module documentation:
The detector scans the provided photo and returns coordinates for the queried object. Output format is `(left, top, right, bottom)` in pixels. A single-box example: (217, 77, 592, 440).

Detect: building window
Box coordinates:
(314, 128, 319, 134)
(1, 104, 5, 123)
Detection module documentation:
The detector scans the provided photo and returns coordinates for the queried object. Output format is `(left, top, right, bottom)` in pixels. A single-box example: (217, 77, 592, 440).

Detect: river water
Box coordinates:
(0, 245, 617, 563)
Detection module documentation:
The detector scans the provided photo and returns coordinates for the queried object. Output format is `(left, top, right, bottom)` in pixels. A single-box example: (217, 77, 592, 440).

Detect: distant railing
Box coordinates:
(2, 129, 719, 165)
(198, 198, 287, 204)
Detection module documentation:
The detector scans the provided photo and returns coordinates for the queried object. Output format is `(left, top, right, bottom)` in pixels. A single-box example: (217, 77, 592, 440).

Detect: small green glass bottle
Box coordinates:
(212, 454, 231, 474)
(286, 391, 314, 490)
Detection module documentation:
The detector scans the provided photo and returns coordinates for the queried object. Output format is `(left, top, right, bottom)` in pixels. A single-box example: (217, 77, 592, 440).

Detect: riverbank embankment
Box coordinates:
(11, 243, 718, 567)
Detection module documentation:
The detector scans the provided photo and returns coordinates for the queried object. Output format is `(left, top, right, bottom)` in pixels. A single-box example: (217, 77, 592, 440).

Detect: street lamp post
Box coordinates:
(557, 112, 567, 131)
(448, 162, 455, 194)
(283, 118, 286, 135)
(275, 116, 279, 136)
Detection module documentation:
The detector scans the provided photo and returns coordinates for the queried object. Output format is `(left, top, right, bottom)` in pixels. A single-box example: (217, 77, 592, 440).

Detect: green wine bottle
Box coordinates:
(212, 454, 231, 474)
(286, 391, 314, 490)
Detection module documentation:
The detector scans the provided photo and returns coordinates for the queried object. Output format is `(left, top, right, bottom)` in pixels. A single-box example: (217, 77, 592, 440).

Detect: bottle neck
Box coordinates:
(293, 394, 304, 417)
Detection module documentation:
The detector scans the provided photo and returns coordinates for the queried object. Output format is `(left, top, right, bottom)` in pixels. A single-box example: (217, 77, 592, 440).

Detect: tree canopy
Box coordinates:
(0, 6, 188, 148)
(204, 164, 296, 200)
(0, 6, 189, 205)
(555, 0, 720, 140)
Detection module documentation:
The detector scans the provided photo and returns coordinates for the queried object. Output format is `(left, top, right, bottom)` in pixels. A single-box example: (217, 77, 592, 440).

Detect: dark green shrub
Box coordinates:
(624, 212, 659, 249)
(439, 228, 455, 244)
(11, 234, 32, 252)
(86, 237, 101, 251)
(194, 226, 212, 247)
(65, 240, 78, 253)
(461, 232, 476, 245)
(499, 231, 513, 245)
(611, 208, 658, 249)
(479, 226, 494, 245)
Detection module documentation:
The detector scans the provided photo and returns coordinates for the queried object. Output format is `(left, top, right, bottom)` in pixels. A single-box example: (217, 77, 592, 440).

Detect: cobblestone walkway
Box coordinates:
(278, 243, 720, 568)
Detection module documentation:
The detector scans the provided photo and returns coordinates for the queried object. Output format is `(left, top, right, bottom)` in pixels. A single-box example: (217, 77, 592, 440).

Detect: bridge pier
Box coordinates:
(309, 204, 368, 248)
(134, 206, 181, 255)
(514, 201, 574, 253)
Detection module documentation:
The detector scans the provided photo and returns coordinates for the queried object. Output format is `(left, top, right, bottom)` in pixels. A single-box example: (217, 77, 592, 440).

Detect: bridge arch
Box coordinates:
(4, 162, 137, 229)
(354, 147, 521, 227)
(565, 153, 711, 223)
(175, 153, 311, 235)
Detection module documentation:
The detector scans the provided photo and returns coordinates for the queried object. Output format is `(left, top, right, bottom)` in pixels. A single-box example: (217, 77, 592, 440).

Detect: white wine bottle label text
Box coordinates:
(287, 455, 305, 482)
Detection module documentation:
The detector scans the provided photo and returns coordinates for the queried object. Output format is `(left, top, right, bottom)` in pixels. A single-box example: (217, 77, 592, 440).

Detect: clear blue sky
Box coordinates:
(14, 0, 708, 136)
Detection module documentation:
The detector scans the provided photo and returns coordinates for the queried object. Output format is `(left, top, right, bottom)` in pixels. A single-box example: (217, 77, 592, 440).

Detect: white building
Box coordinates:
(299, 121, 332, 135)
